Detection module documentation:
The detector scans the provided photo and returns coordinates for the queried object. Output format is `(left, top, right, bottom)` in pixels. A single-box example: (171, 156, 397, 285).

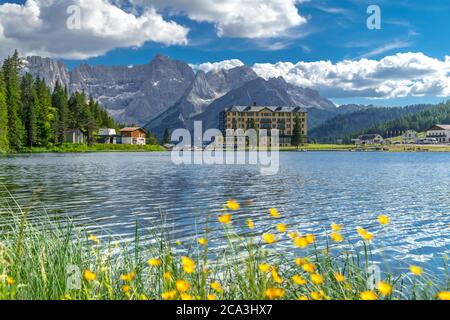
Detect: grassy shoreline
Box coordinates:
(0, 189, 448, 300)
(1, 143, 166, 154)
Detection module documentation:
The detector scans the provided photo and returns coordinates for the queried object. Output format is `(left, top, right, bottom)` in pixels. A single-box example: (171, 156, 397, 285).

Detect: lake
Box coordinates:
(0, 151, 449, 275)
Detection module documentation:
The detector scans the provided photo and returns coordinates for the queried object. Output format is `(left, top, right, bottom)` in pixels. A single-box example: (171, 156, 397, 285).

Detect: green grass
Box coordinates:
(0, 189, 449, 300)
(17, 143, 166, 154)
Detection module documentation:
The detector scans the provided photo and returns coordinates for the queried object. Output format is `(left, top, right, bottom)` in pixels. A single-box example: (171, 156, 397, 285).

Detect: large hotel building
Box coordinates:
(219, 106, 308, 146)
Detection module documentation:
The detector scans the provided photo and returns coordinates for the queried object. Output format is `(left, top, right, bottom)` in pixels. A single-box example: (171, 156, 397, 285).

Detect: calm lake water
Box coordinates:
(0, 152, 449, 274)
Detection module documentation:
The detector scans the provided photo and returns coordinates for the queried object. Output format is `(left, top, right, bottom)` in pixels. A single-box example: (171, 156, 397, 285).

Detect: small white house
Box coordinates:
(352, 134, 384, 145)
(426, 125, 450, 143)
(97, 128, 118, 144)
(402, 130, 418, 143)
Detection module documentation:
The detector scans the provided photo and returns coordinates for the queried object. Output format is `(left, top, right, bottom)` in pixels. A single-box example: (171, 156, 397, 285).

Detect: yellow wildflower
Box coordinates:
(89, 234, 99, 244)
(247, 219, 254, 230)
(310, 273, 324, 285)
(265, 288, 285, 300)
(211, 282, 222, 293)
(268, 208, 280, 218)
(262, 233, 277, 244)
(161, 290, 177, 300)
(277, 223, 287, 233)
(227, 200, 240, 211)
(259, 264, 271, 273)
(198, 238, 208, 246)
(218, 214, 232, 224)
(377, 282, 392, 296)
(294, 236, 308, 248)
(288, 231, 298, 239)
(163, 272, 172, 281)
(120, 271, 136, 282)
(207, 294, 217, 300)
(360, 291, 377, 300)
(409, 265, 423, 276)
(298, 295, 308, 300)
(180, 293, 193, 300)
(295, 257, 308, 266)
(121, 285, 130, 293)
(176, 279, 190, 292)
(148, 258, 162, 267)
(83, 270, 96, 281)
(331, 232, 344, 243)
(292, 275, 307, 285)
(271, 269, 283, 284)
(437, 291, 450, 300)
(182, 256, 196, 274)
(139, 294, 149, 300)
(305, 234, 315, 244)
(310, 291, 324, 300)
(378, 215, 390, 225)
(357, 227, 374, 241)
(334, 273, 345, 283)
(302, 263, 316, 273)
(6, 276, 15, 285)
(331, 223, 343, 231)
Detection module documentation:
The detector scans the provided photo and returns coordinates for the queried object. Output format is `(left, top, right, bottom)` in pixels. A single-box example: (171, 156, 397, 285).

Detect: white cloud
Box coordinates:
(0, 0, 189, 60)
(191, 59, 244, 73)
(135, 0, 306, 38)
(251, 52, 450, 99)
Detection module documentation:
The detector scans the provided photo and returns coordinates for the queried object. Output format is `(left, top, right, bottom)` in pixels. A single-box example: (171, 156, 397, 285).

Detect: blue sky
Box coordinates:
(1, 0, 450, 106)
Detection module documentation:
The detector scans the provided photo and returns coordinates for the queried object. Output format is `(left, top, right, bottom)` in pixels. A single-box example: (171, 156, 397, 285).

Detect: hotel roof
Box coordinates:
(223, 106, 307, 113)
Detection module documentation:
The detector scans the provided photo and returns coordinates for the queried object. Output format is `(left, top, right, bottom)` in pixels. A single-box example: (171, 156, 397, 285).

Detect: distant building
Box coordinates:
(65, 129, 86, 144)
(426, 125, 450, 143)
(402, 130, 418, 144)
(352, 134, 384, 145)
(97, 128, 119, 144)
(219, 106, 308, 147)
(120, 127, 147, 145)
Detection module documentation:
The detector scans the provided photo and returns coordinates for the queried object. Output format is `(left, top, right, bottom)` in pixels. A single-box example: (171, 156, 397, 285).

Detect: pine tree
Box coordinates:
(3, 50, 24, 150)
(162, 128, 171, 144)
(21, 73, 38, 147)
(0, 71, 8, 151)
(292, 117, 301, 148)
(35, 78, 55, 146)
(52, 81, 69, 144)
(84, 96, 97, 146)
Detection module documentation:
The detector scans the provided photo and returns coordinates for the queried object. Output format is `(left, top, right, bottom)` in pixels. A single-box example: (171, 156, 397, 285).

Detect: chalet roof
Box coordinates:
(428, 124, 450, 131)
(120, 127, 146, 133)
(224, 106, 307, 113)
(357, 134, 382, 140)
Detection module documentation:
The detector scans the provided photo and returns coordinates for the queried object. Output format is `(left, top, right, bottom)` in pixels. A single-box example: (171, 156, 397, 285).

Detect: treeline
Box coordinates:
(0, 50, 119, 152)
(350, 100, 450, 140)
(309, 104, 433, 143)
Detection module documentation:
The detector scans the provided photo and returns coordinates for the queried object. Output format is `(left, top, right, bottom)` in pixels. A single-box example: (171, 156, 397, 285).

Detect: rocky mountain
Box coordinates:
(21, 54, 342, 135)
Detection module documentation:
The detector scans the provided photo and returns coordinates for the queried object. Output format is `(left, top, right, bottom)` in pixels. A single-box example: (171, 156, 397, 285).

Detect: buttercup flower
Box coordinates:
(207, 294, 217, 300)
(302, 263, 316, 273)
(211, 282, 222, 293)
(148, 258, 162, 267)
(83, 270, 96, 281)
(377, 282, 392, 296)
(262, 233, 277, 244)
(277, 224, 287, 233)
(180, 293, 193, 300)
(198, 238, 208, 246)
(310, 273, 324, 285)
(265, 288, 285, 300)
(334, 273, 345, 283)
(331, 232, 344, 243)
(161, 290, 177, 300)
(331, 223, 343, 231)
(121, 285, 130, 293)
(271, 269, 283, 284)
(182, 256, 196, 274)
(176, 279, 190, 292)
(6, 276, 15, 285)
(218, 214, 232, 224)
(120, 271, 136, 282)
(247, 219, 254, 230)
(227, 200, 240, 211)
(259, 264, 271, 273)
(269, 208, 280, 218)
(292, 275, 307, 285)
(437, 291, 450, 300)
(360, 291, 377, 300)
(305, 234, 315, 244)
(298, 295, 308, 300)
(357, 227, 374, 241)
(294, 236, 308, 248)
(378, 215, 390, 225)
(295, 257, 308, 266)
(89, 234, 99, 244)
(163, 272, 172, 281)
(409, 265, 423, 276)
(310, 291, 324, 300)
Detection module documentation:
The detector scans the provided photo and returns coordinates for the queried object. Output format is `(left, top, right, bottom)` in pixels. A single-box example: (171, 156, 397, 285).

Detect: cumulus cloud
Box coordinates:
(134, 0, 306, 38)
(252, 52, 450, 99)
(0, 0, 189, 60)
(191, 59, 244, 73)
